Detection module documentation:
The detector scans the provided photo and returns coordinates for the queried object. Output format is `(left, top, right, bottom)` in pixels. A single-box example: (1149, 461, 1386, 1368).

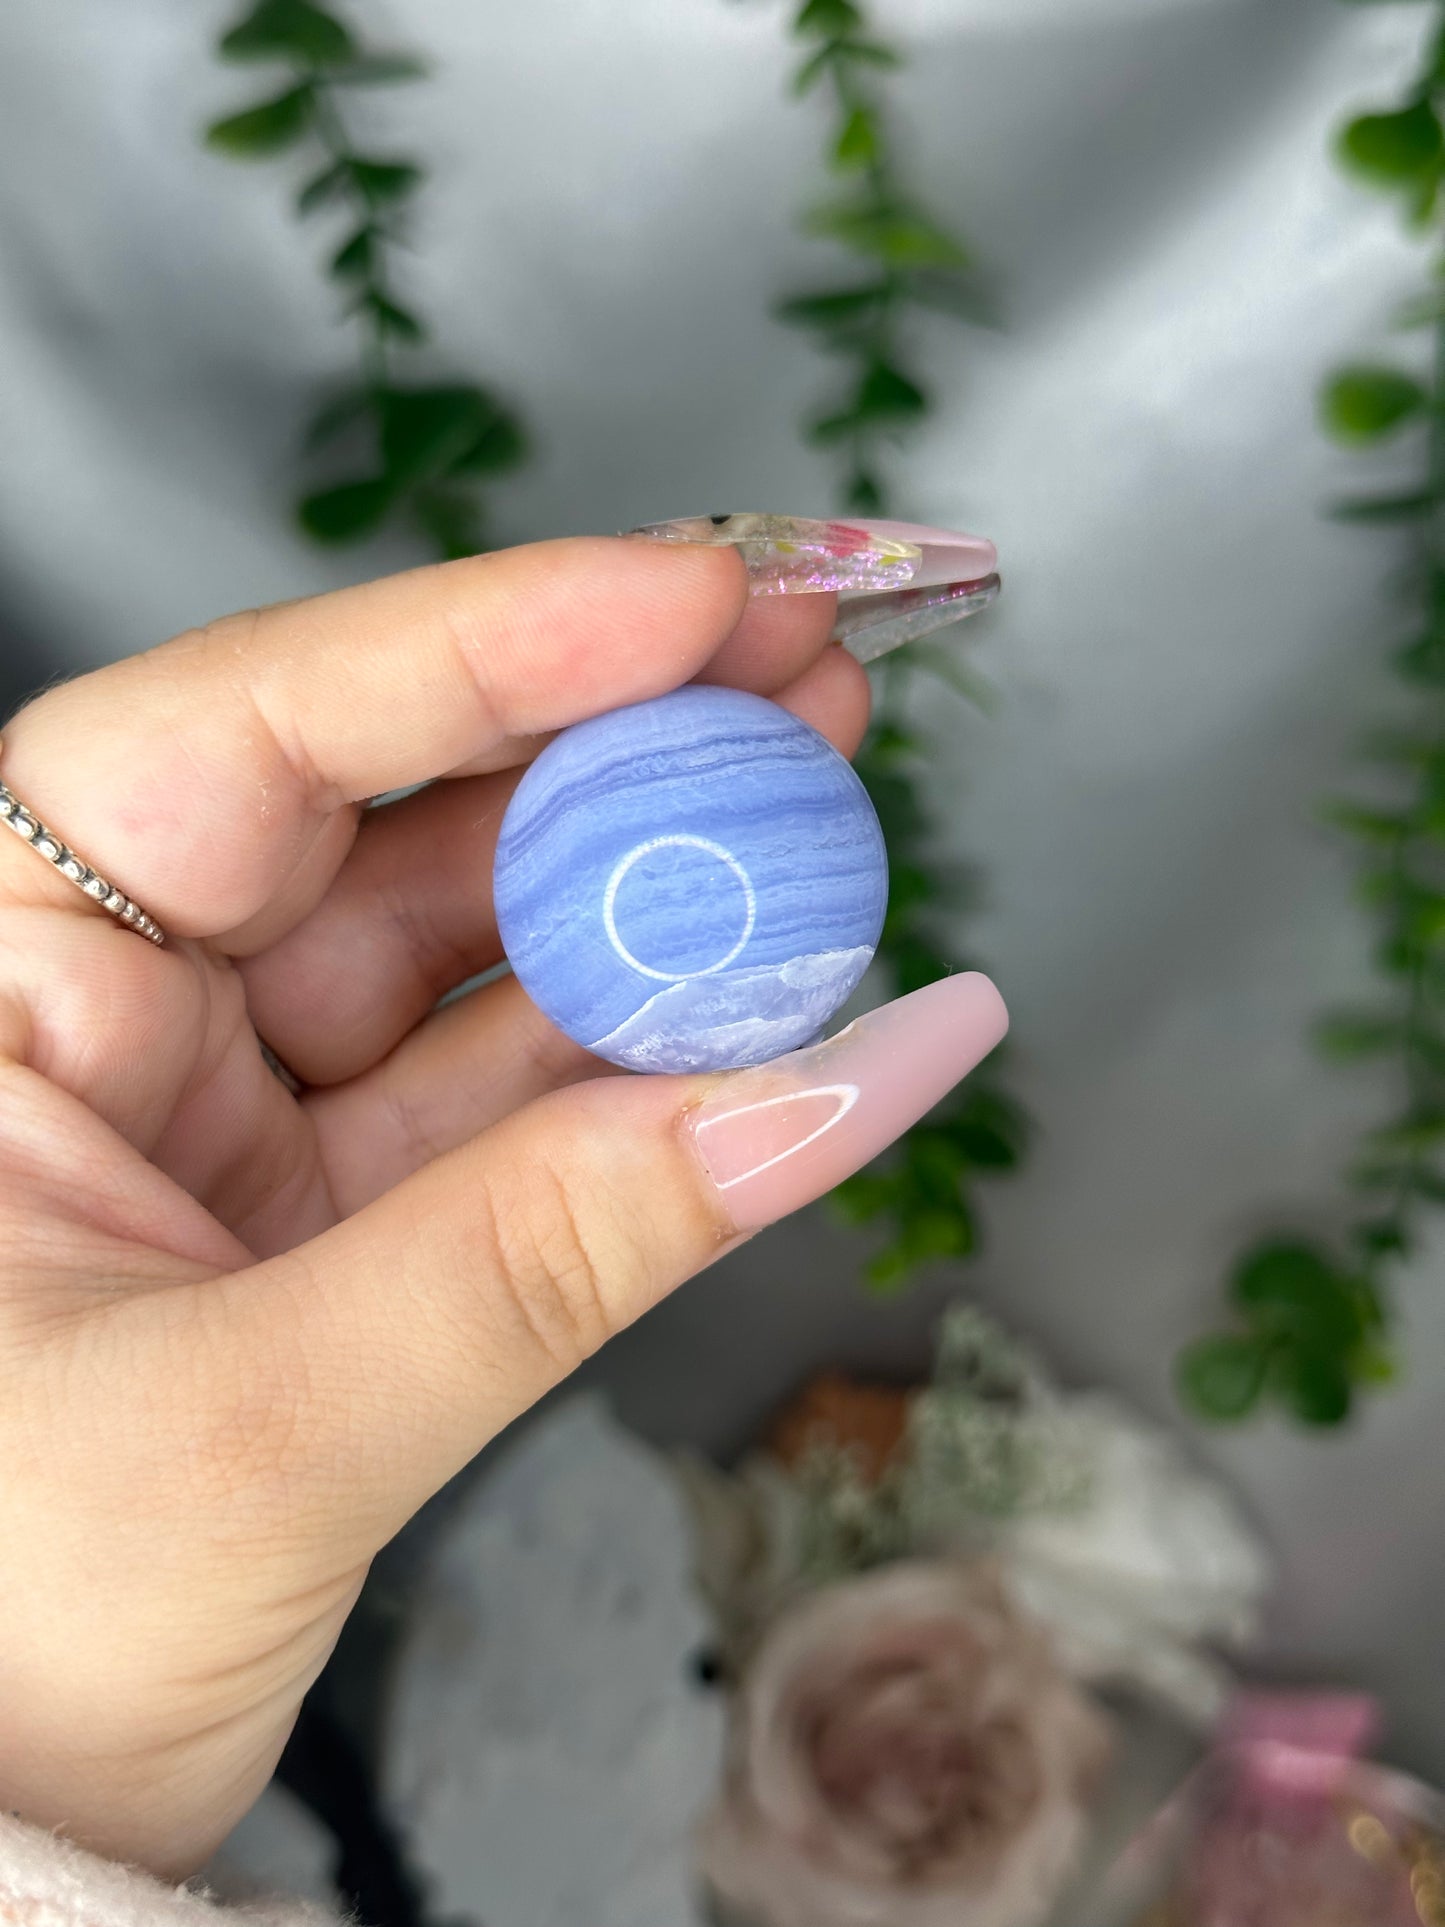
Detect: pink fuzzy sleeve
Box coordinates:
(0, 1812, 346, 1927)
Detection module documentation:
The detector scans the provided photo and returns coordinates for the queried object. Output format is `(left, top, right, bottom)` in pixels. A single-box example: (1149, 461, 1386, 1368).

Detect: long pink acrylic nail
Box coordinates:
(689, 973, 1008, 1231)
(850, 518, 997, 589)
(628, 513, 995, 594)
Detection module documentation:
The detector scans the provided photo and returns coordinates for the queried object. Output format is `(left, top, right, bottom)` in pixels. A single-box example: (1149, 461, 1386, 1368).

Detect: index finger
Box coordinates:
(0, 538, 747, 939)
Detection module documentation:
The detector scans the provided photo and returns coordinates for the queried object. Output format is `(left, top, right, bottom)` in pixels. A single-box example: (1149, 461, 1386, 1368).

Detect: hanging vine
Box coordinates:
(206, 0, 528, 557)
(775, 0, 1028, 1290)
(1179, 3, 1445, 1427)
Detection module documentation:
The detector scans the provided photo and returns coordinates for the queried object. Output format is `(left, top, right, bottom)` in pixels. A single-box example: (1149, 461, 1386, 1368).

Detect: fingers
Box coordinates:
(694, 584, 839, 692)
(0, 539, 748, 941)
(240, 769, 518, 1085)
(206, 973, 1008, 1554)
(305, 972, 611, 1212)
(769, 640, 870, 748)
(240, 641, 873, 1087)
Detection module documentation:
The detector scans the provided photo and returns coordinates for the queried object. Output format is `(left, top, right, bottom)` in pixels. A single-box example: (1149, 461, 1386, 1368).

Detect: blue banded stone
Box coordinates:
(493, 686, 888, 1073)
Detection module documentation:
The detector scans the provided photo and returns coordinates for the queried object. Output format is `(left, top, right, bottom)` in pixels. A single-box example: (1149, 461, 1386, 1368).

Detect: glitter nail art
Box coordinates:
(629, 513, 923, 595)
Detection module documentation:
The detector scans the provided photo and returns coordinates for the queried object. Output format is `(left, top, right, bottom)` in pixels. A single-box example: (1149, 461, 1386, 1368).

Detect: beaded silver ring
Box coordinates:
(0, 742, 165, 945)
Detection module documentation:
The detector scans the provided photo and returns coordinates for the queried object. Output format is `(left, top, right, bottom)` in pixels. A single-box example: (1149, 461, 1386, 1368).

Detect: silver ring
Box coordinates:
(0, 742, 165, 945)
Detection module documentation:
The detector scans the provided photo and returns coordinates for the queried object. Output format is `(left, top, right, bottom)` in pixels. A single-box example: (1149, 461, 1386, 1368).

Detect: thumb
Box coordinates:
(214, 973, 1007, 1553)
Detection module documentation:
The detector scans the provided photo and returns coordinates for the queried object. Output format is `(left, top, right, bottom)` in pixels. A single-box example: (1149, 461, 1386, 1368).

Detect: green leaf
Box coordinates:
(298, 476, 393, 542)
(774, 284, 892, 328)
(1321, 801, 1410, 840)
(808, 407, 868, 446)
(837, 41, 902, 71)
(205, 83, 315, 156)
(1402, 895, 1445, 945)
(950, 1087, 1029, 1159)
(330, 226, 376, 279)
(1176, 1333, 1270, 1421)
(856, 359, 928, 418)
(333, 53, 428, 84)
(1351, 1340, 1397, 1386)
(1394, 632, 1445, 686)
(1321, 365, 1428, 441)
(805, 201, 969, 269)
(1353, 1216, 1410, 1259)
(831, 1170, 897, 1223)
(359, 291, 426, 341)
(1328, 490, 1433, 523)
(348, 158, 424, 204)
(1366, 1111, 1445, 1155)
(377, 386, 526, 487)
(296, 161, 349, 214)
(412, 488, 483, 561)
(834, 105, 879, 170)
(794, 0, 864, 35)
(303, 385, 372, 449)
(863, 1243, 918, 1294)
(449, 405, 528, 476)
(943, 1114, 1021, 1170)
(1230, 1239, 1359, 1351)
(1313, 1010, 1400, 1059)
(1338, 100, 1444, 187)
(886, 860, 934, 916)
(863, 718, 918, 761)
(219, 0, 355, 67)
(380, 386, 488, 486)
(905, 1132, 971, 1209)
(1275, 1344, 1353, 1426)
(792, 44, 840, 94)
(845, 467, 886, 513)
(1231, 1238, 1335, 1303)
(1351, 1158, 1416, 1193)
(889, 936, 953, 994)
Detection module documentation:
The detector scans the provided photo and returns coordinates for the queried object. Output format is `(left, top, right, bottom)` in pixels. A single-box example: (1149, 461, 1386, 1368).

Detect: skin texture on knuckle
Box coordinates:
(477, 1150, 624, 1376)
(478, 1084, 732, 1370)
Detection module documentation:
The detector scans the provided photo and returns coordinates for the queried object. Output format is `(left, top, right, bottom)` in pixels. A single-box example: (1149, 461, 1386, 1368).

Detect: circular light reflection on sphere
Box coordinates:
(494, 686, 888, 1073)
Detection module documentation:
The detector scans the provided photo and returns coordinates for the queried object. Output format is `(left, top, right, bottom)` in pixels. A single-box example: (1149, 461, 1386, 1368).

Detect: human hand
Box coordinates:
(0, 538, 1006, 1875)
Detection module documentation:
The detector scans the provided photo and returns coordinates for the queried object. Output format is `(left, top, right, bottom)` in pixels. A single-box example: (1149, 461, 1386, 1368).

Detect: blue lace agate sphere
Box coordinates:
(494, 686, 887, 1073)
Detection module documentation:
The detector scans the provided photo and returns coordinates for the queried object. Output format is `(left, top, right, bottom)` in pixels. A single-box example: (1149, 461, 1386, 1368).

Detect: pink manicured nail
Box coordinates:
(850, 518, 997, 589)
(628, 512, 995, 594)
(689, 974, 1008, 1231)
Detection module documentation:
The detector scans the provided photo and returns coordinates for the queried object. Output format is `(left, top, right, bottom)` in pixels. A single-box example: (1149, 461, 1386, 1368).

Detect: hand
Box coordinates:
(0, 538, 1006, 1875)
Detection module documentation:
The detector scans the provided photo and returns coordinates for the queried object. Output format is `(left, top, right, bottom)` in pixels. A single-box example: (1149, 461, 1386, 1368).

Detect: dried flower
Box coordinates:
(699, 1560, 1110, 1927)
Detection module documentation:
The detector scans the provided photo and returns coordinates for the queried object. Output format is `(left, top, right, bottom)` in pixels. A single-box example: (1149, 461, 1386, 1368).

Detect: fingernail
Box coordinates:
(831, 574, 1001, 663)
(628, 512, 993, 593)
(849, 518, 997, 590)
(629, 513, 920, 593)
(688, 973, 1008, 1232)
(626, 513, 1000, 663)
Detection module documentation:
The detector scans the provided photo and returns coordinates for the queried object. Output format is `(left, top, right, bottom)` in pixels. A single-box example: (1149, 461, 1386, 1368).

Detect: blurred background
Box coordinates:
(5, 2, 1445, 1921)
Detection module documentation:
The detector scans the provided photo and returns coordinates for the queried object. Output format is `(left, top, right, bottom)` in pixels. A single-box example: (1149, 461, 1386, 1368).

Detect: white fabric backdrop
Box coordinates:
(4, 0, 1445, 1774)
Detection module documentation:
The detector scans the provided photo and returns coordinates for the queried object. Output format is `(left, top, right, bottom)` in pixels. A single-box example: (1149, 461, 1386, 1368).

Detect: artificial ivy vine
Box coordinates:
(1179, 1, 1445, 1427)
(207, 0, 527, 557)
(776, 0, 1028, 1289)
